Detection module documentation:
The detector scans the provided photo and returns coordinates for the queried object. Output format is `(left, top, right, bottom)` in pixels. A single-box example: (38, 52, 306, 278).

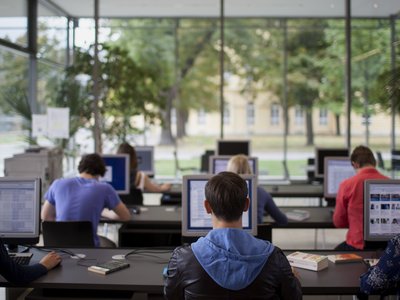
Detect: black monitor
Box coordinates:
(100, 154, 130, 194)
(0, 177, 41, 247)
(323, 157, 356, 199)
(135, 146, 155, 177)
(181, 174, 257, 237)
(216, 140, 250, 156)
(208, 155, 258, 175)
(314, 148, 349, 178)
(364, 179, 400, 242)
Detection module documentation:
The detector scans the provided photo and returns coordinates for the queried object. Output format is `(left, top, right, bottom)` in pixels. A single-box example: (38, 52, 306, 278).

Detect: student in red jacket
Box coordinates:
(333, 145, 388, 250)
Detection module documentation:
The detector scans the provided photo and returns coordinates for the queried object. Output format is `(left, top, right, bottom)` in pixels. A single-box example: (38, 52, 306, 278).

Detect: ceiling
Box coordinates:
(38, 0, 400, 19)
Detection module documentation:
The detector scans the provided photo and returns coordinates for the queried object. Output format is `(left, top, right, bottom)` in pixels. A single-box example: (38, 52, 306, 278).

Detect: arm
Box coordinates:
(276, 250, 302, 300)
(0, 239, 48, 284)
(142, 173, 171, 192)
(333, 182, 349, 228)
(260, 188, 288, 225)
(164, 248, 183, 300)
(102, 202, 131, 221)
(360, 235, 400, 295)
(41, 201, 56, 221)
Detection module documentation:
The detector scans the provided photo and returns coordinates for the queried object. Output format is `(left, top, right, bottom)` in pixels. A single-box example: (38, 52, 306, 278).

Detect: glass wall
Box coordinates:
(0, 0, 27, 47)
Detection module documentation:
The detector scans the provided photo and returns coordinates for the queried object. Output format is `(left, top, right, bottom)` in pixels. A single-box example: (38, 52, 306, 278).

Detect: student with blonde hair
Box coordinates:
(227, 154, 288, 224)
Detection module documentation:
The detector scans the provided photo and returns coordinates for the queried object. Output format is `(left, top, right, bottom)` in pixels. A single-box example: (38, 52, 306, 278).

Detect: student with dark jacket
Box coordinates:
(164, 172, 301, 299)
(0, 239, 61, 284)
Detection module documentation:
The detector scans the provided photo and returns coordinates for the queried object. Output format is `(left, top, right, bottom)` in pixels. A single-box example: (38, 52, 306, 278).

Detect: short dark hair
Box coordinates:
(117, 142, 137, 170)
(205, 171, 248, 222)
(78, 153, 106, 176)
(351, 145, 376, 167)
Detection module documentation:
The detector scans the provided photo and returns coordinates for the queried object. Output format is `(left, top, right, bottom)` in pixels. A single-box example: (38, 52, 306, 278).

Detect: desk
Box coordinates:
(118, 206, 335, 246)
(0, 248, 383, 298)
(260, 207, 335, 243)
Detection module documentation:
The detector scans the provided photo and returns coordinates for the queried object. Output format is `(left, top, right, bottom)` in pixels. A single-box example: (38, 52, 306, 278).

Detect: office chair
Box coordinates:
(119, 187, 144, 206)
(173, 150, 198, 177)
(200, 150, 215, 173)
(376, 151, 386, 170)
(42, 221, 95, 248)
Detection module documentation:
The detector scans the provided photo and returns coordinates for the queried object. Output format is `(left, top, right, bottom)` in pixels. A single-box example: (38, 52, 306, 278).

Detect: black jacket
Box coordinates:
(164, 245, 302, 300)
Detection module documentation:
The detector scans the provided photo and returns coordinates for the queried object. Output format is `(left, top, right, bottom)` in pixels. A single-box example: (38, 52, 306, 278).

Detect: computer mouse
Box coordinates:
(131, 207, 141, 214)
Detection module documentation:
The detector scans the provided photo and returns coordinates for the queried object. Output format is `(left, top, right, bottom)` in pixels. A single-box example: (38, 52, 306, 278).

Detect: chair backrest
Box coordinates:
(42, 221, 95, 248)
(119, 187, 144, 206)
(376, 151, 385, 170)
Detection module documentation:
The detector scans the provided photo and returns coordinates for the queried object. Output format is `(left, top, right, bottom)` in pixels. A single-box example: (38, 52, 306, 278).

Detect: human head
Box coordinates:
(350, 145, 376, 168)
(78, 153, 106, 177)
(226, 154, 252, 174)
(205, 171, 248, 222)
(117, 142, 137, 170)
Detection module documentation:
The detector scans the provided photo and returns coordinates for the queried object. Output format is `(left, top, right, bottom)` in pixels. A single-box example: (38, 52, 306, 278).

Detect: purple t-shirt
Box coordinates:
(44, 177, 121, 247)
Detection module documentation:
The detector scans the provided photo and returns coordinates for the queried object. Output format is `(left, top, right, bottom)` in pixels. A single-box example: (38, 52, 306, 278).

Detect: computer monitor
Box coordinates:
(181, 174, 257, 237)
(208, 155, 258, 175)
(314, 148, 349, 178)
(364, 179, 400, 242)
(135, 146, 155, 177)
(216, 140, 250, 156)
(100, 154, 130, 194)
(323, 157, 356, 199)
(0, 177, 41, 247)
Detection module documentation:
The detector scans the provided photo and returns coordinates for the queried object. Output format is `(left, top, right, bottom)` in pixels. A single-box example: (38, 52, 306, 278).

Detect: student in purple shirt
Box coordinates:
(41, 153, 131, 247)
(227, 154, 288, 224)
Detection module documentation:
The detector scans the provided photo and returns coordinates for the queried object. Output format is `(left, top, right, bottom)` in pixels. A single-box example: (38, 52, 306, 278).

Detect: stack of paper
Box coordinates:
(287, 251, 329, 271)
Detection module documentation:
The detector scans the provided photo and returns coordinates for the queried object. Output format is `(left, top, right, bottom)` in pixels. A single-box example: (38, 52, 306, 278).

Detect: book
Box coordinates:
(88, 260, 130, 275)
(286, 209, 310, 221)
(328, 253, 363, 264)
(287, 251, 329, 271)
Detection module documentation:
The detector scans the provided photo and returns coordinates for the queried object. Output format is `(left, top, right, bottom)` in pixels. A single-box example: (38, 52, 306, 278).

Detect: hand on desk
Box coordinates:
(40, 251, 62, 271)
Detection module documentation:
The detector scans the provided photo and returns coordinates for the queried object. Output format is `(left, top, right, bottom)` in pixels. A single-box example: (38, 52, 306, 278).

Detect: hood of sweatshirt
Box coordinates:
(191, 228, 274, 291)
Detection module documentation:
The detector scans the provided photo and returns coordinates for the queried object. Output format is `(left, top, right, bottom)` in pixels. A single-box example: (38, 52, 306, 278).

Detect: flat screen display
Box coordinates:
(315, 148, 349, 178)
(217, 140, 250, 156)
(135, 146, 155, 176)
(100, 154, 130, 194)
(323, 157, 356, 199)
(209, 155, 258, 175)
(181, 174, 257, 237)
(0, 177, 41, 245)
(364, 179, 400, 242)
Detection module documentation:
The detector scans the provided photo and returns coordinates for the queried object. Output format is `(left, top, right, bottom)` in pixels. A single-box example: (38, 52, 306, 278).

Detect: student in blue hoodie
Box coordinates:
(164, 171, 301, 299)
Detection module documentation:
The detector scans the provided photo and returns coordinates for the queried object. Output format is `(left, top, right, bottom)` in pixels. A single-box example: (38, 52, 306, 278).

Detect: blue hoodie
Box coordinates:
(191, 228, 275, 291)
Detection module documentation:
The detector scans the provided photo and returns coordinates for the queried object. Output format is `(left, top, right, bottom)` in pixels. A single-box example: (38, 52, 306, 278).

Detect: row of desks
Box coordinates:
(1, 247, 379, 298)
(117, 206, 334, 247)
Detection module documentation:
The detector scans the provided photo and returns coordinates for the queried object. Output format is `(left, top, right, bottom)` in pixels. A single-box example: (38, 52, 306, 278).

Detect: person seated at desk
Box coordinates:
(360, 234, 400, 297)
(0, 239, 61, 284)
(41, 153, 131, 247)
(333, 145, 388, 250)
(227, 154, 288, 224)
(117, 142, 171, 205)
(164, 172, 301, 299)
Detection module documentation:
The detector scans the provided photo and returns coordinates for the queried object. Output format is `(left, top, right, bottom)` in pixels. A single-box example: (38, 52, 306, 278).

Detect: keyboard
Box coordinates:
(9, 253, 33, 265)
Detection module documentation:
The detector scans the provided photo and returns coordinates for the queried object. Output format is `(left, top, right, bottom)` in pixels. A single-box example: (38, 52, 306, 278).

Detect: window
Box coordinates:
(319, 108, 328, 125)
(198, 109, 206, 125)
(271, 104, 280, 125)
(223, 103, 230, 125)
(295, 106, 304, 125)
(247, 102, 255, 125)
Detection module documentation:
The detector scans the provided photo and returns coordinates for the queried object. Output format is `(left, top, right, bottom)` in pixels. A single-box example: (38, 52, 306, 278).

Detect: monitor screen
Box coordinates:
(315, 148, 349, 178)
(323, 157, 356, 199)
(182, 174, 257, 237)
(364, 179, 400, 242)
(135, 146, 155, 177)
(100, 154, 130, 194)
(0, 177, 41, 245)
(208, 155, 258, 175)
(217, 140, 250, 156)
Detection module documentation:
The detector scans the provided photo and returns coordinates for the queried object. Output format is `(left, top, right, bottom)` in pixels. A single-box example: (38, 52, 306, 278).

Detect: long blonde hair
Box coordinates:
(226, 154, 252, 174)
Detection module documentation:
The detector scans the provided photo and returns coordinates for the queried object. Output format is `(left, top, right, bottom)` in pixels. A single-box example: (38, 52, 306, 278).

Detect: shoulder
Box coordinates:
(172, 244, 194, 258)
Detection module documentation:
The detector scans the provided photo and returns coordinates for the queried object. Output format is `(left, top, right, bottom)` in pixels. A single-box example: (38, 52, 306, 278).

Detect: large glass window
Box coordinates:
(0, 0, 27, 47)
(271, 103, 280, 125)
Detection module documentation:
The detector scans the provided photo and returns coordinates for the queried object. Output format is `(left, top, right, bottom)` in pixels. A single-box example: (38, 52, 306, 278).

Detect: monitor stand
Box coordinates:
(6, 244, 29, 253)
